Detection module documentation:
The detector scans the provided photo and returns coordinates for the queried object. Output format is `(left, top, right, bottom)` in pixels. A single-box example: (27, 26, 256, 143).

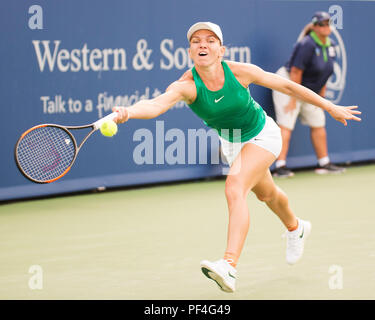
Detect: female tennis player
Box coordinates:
(113, 22, 361, 293)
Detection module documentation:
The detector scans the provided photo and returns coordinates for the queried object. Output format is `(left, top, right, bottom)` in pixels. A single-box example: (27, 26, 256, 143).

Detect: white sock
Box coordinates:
(276, 160, 286, 168)
(318, 156, 330, 167)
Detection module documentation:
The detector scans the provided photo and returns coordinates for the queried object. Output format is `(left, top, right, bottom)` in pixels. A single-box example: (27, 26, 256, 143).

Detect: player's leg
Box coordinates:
(252, 169, 297, 230)
(224, 143, 276, 264)
(252, 170, 311, 265)
(201, 143, 275, 292)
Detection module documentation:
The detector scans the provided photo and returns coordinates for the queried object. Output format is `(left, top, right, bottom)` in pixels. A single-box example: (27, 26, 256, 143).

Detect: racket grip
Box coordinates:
(93, 112, 119, 130)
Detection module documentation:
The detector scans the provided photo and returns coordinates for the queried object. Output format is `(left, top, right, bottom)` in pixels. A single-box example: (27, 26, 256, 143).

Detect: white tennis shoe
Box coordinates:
(200, 259, 237, 293)
(284, 218, 311, 265)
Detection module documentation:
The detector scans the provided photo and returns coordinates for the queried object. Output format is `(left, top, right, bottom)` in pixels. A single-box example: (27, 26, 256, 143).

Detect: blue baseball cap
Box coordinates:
(312, 11, 331, 24)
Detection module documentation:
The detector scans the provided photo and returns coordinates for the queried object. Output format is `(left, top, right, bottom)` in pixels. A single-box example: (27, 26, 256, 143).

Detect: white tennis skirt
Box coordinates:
(219, 113, 282, 166)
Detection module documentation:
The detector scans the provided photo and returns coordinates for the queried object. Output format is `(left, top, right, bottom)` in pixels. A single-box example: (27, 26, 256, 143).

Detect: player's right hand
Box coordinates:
(112, 107, 130, 124)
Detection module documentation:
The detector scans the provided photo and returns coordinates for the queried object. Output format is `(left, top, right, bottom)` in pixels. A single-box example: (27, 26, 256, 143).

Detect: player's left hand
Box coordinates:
(328, 105, 362, 126)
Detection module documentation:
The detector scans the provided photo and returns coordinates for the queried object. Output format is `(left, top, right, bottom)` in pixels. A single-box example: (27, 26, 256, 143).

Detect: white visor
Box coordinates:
(187, 22, 223, 44)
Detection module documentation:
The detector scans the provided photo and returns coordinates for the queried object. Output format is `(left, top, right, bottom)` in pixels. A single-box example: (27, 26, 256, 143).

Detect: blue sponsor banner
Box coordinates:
(1, 0, 374, 201)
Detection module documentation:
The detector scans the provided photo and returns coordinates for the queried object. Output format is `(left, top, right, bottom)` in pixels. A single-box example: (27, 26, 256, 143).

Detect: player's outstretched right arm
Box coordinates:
(113, 75, 195, 124)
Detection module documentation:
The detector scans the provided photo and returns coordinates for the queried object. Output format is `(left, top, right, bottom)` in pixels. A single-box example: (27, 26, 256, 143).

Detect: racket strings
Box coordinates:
(16, 126, 76, 182)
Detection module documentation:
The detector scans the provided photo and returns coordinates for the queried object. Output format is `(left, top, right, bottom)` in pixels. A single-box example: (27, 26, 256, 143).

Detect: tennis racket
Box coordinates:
(14, 112, 118, 184)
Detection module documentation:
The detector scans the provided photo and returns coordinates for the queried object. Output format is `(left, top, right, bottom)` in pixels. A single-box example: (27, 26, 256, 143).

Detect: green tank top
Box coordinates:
(188, 61, 265, 142)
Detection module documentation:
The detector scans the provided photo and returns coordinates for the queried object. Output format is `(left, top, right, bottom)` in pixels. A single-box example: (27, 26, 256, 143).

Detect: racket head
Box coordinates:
(15, 124, 78, 183)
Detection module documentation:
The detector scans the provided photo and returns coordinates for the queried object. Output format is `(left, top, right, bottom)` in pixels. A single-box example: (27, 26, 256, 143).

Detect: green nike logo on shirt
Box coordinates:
(215, 96, 224, 103)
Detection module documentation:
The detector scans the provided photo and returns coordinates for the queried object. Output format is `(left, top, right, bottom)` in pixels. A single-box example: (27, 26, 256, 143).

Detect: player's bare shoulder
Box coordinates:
(167, 69, 197, 104)
(225, 60, 262, 87)
(179, 69, 194, 82)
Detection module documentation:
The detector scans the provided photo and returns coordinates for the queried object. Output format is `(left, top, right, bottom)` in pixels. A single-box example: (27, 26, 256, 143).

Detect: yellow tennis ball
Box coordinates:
(100, 120, 118, 137)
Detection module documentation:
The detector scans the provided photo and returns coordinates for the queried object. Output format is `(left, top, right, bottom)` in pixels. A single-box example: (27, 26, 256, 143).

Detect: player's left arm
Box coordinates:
(238, 62, 361, 126)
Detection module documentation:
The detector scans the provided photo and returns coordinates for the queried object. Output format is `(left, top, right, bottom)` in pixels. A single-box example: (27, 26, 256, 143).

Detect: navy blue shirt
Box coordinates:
(285, 34, 336, 94)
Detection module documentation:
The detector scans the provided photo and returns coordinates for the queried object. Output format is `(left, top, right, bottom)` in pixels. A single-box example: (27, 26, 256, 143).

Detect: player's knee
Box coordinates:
(225, 177, 247, 202)
(255, 187, 277, 203)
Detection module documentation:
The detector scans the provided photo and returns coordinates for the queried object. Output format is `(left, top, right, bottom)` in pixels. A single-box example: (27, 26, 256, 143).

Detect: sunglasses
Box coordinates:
(316, 20, 330, 27)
